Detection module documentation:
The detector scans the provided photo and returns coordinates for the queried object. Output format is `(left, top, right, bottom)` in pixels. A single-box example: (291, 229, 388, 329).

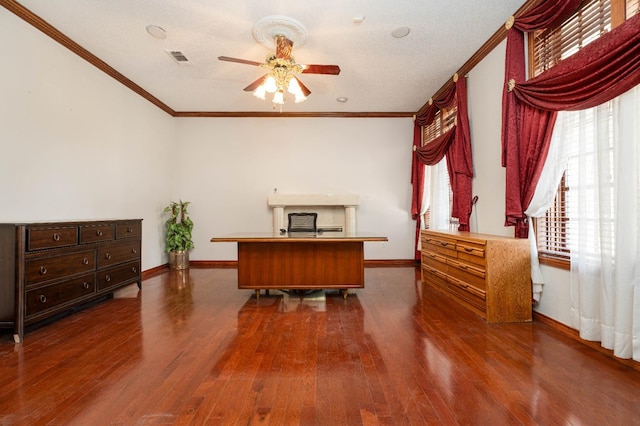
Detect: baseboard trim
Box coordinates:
(141, 264, 168, 279)
(364, 259, 419, 267)
(189, 260, 238, 268)
(167, 259, 419, 269)
(533, 311, 640, 372)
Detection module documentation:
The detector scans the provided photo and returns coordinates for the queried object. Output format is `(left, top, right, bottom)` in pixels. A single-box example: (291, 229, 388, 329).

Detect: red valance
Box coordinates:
(513, 14, 640, 111)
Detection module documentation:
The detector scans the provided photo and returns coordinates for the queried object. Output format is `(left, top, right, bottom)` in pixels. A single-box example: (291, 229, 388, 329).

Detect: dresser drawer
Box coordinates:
(27, 226, 78, 251)
(446, 258, 486, 290)
(97, 261, 140, 291)
(116, 222, 142, 239)
(26, 250, 96, 285)
(422, 251, 448, 271)
(80, 223, 115, 244)
(97, 240, 141, 268)
(26, 273, 96, 317)
(422, 234, 457, 257)
(456, 240, 486, 266)
(446, 275, 486, 313)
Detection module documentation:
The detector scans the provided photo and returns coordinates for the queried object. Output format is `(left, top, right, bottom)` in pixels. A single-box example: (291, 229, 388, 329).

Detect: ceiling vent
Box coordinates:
(165, 50, 192, 65)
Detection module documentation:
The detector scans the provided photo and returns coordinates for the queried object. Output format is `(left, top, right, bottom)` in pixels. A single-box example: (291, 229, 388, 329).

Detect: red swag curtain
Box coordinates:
(411, 77, 474, 258)
(503, 10, 640, 238)
(501, 0, 582, 237)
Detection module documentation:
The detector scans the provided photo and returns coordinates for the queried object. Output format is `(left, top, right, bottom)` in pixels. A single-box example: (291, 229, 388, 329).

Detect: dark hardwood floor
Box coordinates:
(1, 267, 639, 425)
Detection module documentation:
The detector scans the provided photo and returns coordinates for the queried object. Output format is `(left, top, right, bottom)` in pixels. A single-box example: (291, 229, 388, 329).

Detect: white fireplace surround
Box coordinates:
(268, 193, 359, 234)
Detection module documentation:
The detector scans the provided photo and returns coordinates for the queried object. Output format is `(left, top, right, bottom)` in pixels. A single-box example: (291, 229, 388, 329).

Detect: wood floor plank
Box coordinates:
(1, 267, 640, 425)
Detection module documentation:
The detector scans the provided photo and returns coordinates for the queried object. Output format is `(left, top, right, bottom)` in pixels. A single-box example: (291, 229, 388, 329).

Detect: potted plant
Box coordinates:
(164, 200, 194, 270)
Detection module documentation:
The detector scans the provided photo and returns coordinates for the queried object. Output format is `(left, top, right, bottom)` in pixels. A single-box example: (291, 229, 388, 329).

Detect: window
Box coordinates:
(421, 107, 458, 230)
(533, 0, 636, 267)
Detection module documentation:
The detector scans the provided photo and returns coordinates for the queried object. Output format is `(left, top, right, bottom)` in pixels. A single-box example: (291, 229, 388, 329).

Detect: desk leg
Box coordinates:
(342, 289, 348, 299)
(255, 289, 260, 300)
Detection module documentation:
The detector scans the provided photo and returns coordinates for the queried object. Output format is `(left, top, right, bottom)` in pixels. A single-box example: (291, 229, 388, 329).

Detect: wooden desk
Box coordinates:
(211, 233, 387, 299)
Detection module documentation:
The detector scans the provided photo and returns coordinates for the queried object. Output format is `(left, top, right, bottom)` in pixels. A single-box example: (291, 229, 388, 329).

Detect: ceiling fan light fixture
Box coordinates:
(294, 92, 307, 103)
(263, 75, 278, 93)
(287, 77, 300, 94)
(272, 91, 285, 105)
(253, 85, 267, 100)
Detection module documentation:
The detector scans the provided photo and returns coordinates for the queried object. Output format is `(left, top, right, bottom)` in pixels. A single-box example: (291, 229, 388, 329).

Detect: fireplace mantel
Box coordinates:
(267, 193, 360, 234)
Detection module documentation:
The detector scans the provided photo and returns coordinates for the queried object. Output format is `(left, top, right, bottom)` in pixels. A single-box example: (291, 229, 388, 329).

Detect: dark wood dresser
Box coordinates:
(421, 229, 531, 323)
(0, 219, 142, 342)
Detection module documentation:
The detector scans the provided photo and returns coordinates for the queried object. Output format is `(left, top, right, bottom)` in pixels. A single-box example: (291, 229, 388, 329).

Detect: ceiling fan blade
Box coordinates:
(293, 77, 312, 97)
(301, 64, 341, 75)
(275, 35, 294, 59)
(218, 56, 263, 67)
(243, 75, 267, 92)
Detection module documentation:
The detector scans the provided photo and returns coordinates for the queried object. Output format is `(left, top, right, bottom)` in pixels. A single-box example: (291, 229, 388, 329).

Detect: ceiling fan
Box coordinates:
(218, 35, 341, 105)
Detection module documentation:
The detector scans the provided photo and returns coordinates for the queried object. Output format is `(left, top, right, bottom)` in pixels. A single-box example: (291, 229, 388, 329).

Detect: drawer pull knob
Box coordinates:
(96, 230, 103, 236)
(460, 265, 468, 270)
(52, 233, 60, 241)
(39, 295, 47, 303)
(83, 258, 89, 265)
(83, 282, 90, 289)
(440, 242, 447, 246)
(39, 266, 47, 275)
(464, 248, 474, 252)
(105, 253, 112, 260)
(127, 227, 133, 233)
(105, 275, 111, 282)
(131, 267, 138, 274)
(132, 249, 137, 254)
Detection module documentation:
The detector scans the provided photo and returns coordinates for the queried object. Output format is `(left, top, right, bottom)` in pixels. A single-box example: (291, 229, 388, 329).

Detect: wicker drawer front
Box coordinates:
(80, 224, 115, 244)
(27, 226, 78, 251)
(26, 250, 95, 285)
(26, 274, 96, 316)
(116, 222, 142, 239)
(97, 261, 140, 291)
(97, 240, 141, 268)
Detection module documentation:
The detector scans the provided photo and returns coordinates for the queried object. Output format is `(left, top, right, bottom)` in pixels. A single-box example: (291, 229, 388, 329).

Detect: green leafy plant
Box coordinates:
(163, 200, 194, 253)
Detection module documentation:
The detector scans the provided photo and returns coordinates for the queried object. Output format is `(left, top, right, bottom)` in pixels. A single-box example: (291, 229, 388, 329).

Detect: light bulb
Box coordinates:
(253, 85, 266, 100)
(294, 92, 307, 103)
(273, 91, 284, 105)
(264, 76, 277, 93)
(287, 77, 300, 95)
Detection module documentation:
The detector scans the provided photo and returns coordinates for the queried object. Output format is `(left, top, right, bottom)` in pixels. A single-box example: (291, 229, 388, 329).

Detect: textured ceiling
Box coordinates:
(13, 0, 527, 114)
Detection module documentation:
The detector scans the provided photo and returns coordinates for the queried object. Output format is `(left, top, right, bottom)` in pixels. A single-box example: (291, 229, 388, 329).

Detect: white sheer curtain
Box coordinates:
(428, 158, 452, 230)
(560, 85, 640, 361)
(525, 113, 571, 302)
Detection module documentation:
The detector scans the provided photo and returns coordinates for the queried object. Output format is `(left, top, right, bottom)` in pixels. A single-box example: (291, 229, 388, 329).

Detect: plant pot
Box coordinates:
(169, 250, 190, 270)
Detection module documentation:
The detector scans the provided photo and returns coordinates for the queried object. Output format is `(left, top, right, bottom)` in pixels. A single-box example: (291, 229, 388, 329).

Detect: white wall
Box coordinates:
(0, 8, 175, 270)
(174, 117, 415, 261)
